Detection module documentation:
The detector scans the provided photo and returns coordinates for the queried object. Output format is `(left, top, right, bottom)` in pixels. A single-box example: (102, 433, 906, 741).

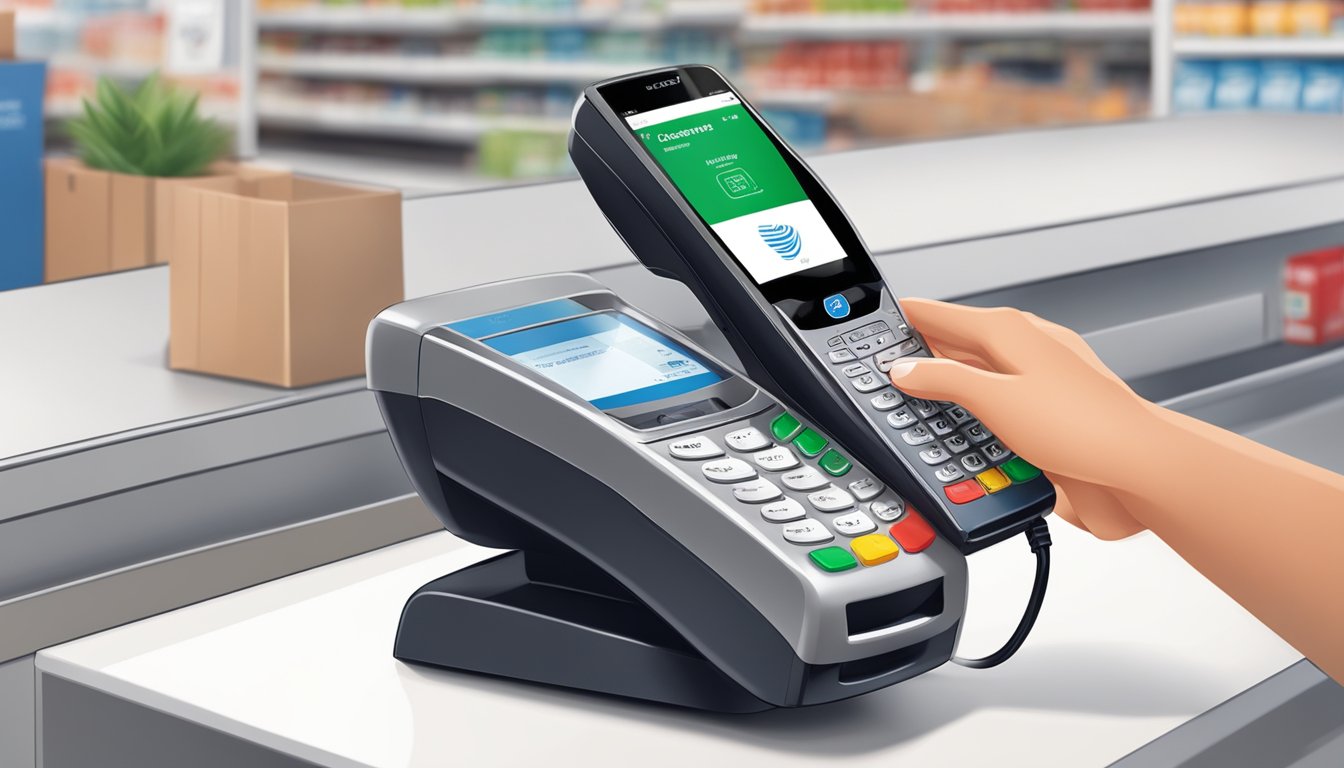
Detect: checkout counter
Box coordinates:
(2, 113, 1343, 767)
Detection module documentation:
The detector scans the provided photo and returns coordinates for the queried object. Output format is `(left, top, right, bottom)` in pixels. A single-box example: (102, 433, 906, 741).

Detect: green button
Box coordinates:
(771, 412, 803, 442)
(793, 428, 829, 458)
(809, 546, 857, 573)
(1001, 456, 1041, 483)
(818, 449, 852, 477)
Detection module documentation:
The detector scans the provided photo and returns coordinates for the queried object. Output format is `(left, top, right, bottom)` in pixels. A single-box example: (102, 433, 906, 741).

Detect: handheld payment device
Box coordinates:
(568, 65, 1054, 554)
(368, 273, 967, 711)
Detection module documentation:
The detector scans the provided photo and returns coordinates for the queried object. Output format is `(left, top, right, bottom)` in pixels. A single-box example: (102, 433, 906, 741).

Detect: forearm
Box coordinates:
(1116, 402, 1344, 682)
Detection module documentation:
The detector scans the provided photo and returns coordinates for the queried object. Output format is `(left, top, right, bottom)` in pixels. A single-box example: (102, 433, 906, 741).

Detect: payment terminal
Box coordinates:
(568, 65, 1055, 554)
(368, 273, 967, 711)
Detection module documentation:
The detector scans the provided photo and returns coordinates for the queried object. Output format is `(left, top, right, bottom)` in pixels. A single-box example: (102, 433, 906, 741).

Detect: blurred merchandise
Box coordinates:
(0, 7, 47, 291)
(1174, 58, 1344, 112)
(1175, 0, 1344, 36)
(168, 174, 404, 388)
(1283, 246, 1344, 346)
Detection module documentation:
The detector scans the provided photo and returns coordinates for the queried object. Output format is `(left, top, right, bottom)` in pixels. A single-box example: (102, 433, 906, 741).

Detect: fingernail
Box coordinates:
(887, 361, 918, 380)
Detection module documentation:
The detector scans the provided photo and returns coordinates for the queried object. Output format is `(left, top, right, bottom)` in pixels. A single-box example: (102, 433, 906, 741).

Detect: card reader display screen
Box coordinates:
(625, 93, 849, 285)
(484, 312, 722, 411)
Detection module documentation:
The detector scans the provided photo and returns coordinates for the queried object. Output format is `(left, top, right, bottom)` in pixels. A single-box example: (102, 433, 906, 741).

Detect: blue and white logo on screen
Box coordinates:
(757, 224, 802, 261)
(823, 293, 851, 319)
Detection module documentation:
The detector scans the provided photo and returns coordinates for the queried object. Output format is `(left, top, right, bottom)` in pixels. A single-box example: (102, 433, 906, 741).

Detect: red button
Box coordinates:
(943, 479, 985, 505)
(890, 512, 936, 553)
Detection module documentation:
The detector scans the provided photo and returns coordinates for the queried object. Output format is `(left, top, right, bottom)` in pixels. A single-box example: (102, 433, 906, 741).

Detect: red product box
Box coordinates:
(1283, 246, 1344, 346)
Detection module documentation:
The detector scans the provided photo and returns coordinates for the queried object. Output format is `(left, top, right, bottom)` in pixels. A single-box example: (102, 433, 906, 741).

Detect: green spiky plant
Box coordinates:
(67, 73, 231, 178)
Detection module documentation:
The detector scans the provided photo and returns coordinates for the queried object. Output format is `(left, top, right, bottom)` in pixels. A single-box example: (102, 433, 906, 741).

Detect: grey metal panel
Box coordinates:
(1110, 660, 1344, 768)
(0, 496, 439, 665)
(0, 656, 35, 768)
(1, 390, 382, 521)
(1083, 294, 1267, 381)
(40, 675, 316, 768)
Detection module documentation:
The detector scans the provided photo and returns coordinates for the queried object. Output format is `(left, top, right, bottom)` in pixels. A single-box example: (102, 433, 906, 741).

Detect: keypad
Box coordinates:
(851, 534, 899, 566)
(1001, 456, 1041, 482)
(868, 497, 905, 522)
(724, 427, 771, 453)
(818, 450, 852, 477)
(935, 463, 965, 483)
(886, 408, 917, 429)
(807, 486, 856, 512)
(782, 519, 833, 545)
(841, 362, 871, 378)
(851, 373, 887, 393)
(781, 466, 829, 491)
(793, 428, 829, 457)
(918, 446, 949, 465)
(982, 441, 1009, 462)
(943, 434, 970, 454)
(870, 391, 903, 411)
(701, 458, 755, 483)
(901, 426, 935, 446)
(910, 399, 940, 418)
(960, 453, 988, 473)
(809, 546, 857, 572)
(828, 348, 857, 364)
(963, 423, 992, 444)
(889, 513, 936, 554)
(975, 467, 1011, 494)
(927, 416, 956, 436)
(771, 412, 804, 442)
(753, 446, 800, 472)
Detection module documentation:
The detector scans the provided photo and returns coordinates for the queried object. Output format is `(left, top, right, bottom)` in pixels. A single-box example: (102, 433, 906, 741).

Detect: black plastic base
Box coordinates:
(393, 550, 773, 713)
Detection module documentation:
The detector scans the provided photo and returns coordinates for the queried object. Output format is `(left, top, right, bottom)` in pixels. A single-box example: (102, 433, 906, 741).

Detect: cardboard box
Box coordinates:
(0, 46, 46, 291)
(44, 160, 282, 282)
(1283, 246, 1344, 346)
(169, 174, 404, 388)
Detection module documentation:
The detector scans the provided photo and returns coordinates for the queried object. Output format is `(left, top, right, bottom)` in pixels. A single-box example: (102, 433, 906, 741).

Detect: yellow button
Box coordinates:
(851, 534, 900, 566)
(976, 467, 1012, 494)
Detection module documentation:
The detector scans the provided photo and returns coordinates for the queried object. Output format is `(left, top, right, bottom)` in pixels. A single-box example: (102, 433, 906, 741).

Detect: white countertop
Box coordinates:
(38, 521, 1301, 768)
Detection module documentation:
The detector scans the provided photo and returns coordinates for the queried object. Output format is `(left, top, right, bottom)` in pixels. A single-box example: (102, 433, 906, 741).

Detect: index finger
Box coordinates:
(899, 298, 1022, 372)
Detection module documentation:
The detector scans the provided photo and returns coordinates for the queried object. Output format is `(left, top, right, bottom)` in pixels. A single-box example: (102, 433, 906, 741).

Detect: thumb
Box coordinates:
(886, 357, 1007, 409)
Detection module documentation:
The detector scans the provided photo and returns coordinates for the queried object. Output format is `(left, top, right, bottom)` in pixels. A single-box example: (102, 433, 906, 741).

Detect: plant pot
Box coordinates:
(42, 159, 283, 283)
(168, 173, 404, 388)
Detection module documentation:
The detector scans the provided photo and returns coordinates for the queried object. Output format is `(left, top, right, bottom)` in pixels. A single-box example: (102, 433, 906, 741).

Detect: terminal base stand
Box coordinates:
(393, 549, 772, 713)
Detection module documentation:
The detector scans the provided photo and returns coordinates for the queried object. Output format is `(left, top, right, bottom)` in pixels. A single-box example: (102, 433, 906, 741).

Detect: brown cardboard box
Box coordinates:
(44, 159, 283, 282)
(0, 10, 14, 60)
(169, 174, 403, 388)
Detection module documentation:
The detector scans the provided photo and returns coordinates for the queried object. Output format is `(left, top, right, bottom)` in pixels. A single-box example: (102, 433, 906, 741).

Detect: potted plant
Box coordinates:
(44, 73, 254, 282)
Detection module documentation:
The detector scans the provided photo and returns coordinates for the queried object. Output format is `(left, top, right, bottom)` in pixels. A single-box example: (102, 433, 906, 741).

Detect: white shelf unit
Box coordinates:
(1172, 36, 1344, 58)
(255, 3, 742, 33)
(258, 53, 667, 87)
(740, 11, 1154, 40)
(256, 103, 570, 144)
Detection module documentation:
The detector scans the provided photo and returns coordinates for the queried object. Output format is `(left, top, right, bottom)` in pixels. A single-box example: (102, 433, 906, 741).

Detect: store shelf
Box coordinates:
(257, 104, 569, 144)
(1172, 37, 1344, 58)
(258, 53, 666, 85)
(48, 55, 159, 81)
(751, 88, 840, 109)
(740, 11, 1154, 40)
(255, 3, 741, 33)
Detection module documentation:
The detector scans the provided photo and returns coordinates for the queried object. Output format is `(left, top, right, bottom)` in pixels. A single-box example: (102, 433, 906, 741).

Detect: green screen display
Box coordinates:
(627, 94, 849, 284)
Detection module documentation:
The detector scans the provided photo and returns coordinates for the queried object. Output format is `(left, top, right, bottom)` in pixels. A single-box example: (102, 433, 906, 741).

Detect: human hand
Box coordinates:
(887, 299, 1157, 540)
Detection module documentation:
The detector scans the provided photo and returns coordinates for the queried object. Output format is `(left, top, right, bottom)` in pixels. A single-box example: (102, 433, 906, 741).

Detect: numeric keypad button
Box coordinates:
(761, 498, 806, 523)
(669, 436, 722, 460)
(943, 434, 971, 454)
(919, 446, 949, 465)
(887, 407, 917, 429)
(901, 426, 935, 446)
(701, 458, 756, 483)
(910, 399, 940, 418)
(781, 466, 829, 491)
(832, 511, 877, 537)
(961, 452, 989, 473)
(963, 423, 993, 444)
(807, 486, 856, 512)
(724, 427, 771, 452)
(753, 446, 800, 472)
(851, 373, 887, 393)
(927, 416, 955, 436)
(848, 477, 884, 501)
(841, 362, 872, 378)
(944, 406, 974, 425)
(935, 463, 965, 483)
(871, 390, 903, 411)
(782, 519, 833, 545)
(868, 497, 906, 522)
(733, 479, 783, 504)
(982, 441, 1010, 462)
(828, 348, 857, 364)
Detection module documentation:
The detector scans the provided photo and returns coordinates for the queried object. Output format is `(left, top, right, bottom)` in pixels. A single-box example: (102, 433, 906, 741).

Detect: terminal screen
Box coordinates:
(484, 312, 722, 410)
(623, 92, 850, 285)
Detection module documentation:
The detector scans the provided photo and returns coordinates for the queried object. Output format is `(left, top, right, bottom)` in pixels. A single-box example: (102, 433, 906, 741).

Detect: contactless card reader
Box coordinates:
(568, 65, 1055, 553)
(368, 273, 966, 711)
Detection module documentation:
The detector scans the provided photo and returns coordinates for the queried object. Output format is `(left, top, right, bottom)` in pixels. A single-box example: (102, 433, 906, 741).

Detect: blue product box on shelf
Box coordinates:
(1301, 63, 1344, 113)
(1172, 61, 1217, 112)
(1213, 60, 1261, 111)
(0, 58, 46, 291)
(1257, 61, 1303, 112)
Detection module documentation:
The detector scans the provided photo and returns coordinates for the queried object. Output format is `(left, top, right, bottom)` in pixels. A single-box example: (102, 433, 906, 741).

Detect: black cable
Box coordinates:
(952, 517, 1052, 669)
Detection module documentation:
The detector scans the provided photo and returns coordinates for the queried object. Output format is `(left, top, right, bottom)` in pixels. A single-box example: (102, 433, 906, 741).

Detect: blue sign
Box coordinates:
(0, 60, 46, 291)
(823, 293, 851, 320)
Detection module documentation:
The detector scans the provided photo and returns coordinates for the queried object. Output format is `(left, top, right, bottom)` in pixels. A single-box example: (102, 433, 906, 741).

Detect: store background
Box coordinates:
(5, 0, 1340, 195)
